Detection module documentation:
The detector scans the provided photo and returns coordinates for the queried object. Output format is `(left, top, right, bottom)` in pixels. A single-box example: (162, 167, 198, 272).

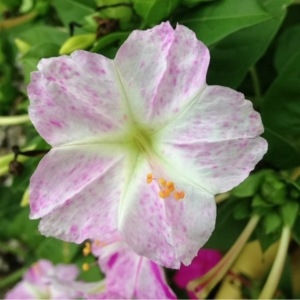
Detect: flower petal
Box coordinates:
(28, 50, 130, 147)
(115, 22, 209, 127)
(94, 241, 176, 299)
(155, 85, 268, 194)
(30, 144, 131, 243)
(118, 158, 216, 269)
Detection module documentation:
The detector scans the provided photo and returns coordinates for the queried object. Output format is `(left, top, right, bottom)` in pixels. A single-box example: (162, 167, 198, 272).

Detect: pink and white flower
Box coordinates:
(5, 259, 99, 299)
(28, 22, 267, 268)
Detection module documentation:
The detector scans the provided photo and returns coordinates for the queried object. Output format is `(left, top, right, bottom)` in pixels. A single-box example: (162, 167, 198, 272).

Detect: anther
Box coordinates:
(166, 181, 175, 192)
(146, 173, 153, 184)
(158, 178, 166, 187)
(82, 241, 91, 256)
(174, 191, 185, 200)
(159, 189, 171, 199)
(82, 263, 90, 271)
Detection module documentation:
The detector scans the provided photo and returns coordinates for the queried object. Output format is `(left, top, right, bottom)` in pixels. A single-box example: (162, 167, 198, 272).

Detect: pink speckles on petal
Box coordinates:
(30, 144, 126, 220)
(115, 22, 209, 128)
(28, 51, 129, 147)
(119, 158, 216, 268)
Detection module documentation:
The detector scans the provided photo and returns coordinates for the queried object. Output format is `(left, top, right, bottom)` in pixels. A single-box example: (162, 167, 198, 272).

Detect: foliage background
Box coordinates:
(0, 0, 300, 298)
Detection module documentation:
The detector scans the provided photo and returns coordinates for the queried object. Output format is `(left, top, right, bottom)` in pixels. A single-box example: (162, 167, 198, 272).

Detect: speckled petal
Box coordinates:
(115, 22, 209, 127)
(28, 50, 129, 147)
(93, 241, 176, 299)
(30, 144, 130, 243)
(119, 158, 216, 269)
(155, 85, 268, 194)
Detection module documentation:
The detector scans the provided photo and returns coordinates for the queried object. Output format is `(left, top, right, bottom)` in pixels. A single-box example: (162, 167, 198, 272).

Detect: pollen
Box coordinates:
(174, 191, 185, 200)
(82, 241, 91, 256)
(159, 189, 171, 199)
(146, 173, 153, 184)
(82, 263, 90, 271)
(146, 174, 185, 201)
(159, 178, 166, 186)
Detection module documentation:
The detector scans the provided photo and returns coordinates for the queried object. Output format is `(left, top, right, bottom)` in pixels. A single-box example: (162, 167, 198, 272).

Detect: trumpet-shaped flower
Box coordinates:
(91, 239, 176, 299)
(28, 22, 267, 268)
(5, 260, 100, 299)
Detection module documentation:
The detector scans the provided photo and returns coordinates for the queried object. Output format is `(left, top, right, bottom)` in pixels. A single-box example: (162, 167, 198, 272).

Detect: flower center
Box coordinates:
(133, 129, 152, 154)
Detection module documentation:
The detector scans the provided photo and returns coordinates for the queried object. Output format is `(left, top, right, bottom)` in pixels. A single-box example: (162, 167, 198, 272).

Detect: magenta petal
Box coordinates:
(115, 22, 209, 126)
(28, 51, 129, 147)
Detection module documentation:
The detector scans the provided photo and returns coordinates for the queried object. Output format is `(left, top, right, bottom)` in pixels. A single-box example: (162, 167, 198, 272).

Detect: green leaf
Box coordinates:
(255, 223, 281, 251)
(52, 0, 95, 27)
(263, 211, 282, 234)
(133, 0, 180, 25)
(232, 170, 272, 198)
(262, 127, 300, 169)
(292, 217, 300, 245)
(17, 25, 68, 46)
(36, 238, 79, 263)
(261, 51, 300, 169)
(233, 199, 251, 220)
(205, 197, 248, 251)
(181, 0, 217, 7)
(280, 201, 299, 227)
(275, 24, 300, 72)
(91, 31, 129, 52)
(181, 0, 271, 46)
(207, 0, 288, 88)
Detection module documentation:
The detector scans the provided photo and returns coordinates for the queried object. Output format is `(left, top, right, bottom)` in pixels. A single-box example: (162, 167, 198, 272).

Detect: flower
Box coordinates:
(174, 249, 222, 298)
(5, 259, 100, 299)
(90, 238, 176, 299)
(28, 22, 267, 268)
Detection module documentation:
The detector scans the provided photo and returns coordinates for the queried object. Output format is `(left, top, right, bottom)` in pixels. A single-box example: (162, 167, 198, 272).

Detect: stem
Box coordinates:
(188, 215, 260, 298)
(215, 192, 230, 204)
(0, 115, 30, 126)
(249, 66, 262, 108)
(0, 11, 37, 30)
(0, 267, 27, 289)
(258, 226, 291, 299)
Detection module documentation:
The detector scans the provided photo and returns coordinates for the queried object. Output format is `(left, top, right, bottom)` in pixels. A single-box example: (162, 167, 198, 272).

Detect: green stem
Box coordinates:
(258, 226, 291, 299)
(0, 267, 27, 289)
(249, 66, 262, 109)
(0, 115, 30, 126)
(0, 11, 37, 30)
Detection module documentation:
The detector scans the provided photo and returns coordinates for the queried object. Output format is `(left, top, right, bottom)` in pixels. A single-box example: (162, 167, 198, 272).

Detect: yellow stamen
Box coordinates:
(82, 263, 90, 271)
(159, 189, 171, 199)
(174, 191, 185, 200)
(158, 178, 166, 186)
(166, 181, 175, 192)
(82, 241, 91, 256)
(146, 173, 153, 184)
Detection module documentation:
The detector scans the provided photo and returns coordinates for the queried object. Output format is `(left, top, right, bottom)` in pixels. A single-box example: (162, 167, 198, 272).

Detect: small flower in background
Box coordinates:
(27, 21, 267, 268)
(173, 249, 222, 299)
(5, 259, 101, 299)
